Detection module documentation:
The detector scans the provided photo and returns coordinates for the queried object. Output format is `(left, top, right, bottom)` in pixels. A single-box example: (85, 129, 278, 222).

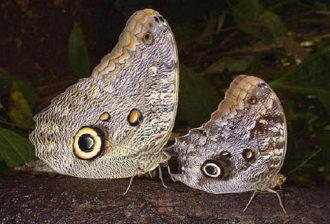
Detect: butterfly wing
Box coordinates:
(29, 9, 179, 179)
(166, 75, 286, 193)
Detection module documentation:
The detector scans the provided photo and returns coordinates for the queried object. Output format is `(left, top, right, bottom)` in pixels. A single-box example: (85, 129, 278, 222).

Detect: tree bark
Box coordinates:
(0, 174, 328, 223)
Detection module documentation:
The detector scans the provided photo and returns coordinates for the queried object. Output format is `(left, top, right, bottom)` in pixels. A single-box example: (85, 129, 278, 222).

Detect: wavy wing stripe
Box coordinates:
(211, 75, 264, 120)
(92, 9, 159, 78)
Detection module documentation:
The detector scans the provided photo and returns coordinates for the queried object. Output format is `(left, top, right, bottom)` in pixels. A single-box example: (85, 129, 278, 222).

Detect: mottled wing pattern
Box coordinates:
(166, 75, 286, 194)
(29, 9, 179, 179)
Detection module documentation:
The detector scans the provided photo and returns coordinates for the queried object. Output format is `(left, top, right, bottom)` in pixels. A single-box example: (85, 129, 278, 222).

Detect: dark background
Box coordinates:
(0, 0, 329, 187)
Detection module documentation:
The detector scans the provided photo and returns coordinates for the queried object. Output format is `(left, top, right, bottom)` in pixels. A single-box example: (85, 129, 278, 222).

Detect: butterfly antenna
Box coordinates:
(243, 191, 258, 212)
(266, 188, 288, 216)
(158, 166, 168, 188)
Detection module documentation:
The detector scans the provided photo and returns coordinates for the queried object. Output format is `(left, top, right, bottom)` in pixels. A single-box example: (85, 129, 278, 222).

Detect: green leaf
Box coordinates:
(8, 89, 34, 129)
(173, 23, 202, 48)
(0, 68, 35, 108)
(69, 22, 90, 78)
(203, 57, 252, 75)
(203, 60, 226, 75)
(226, 58, 251, 72)
(231, 0, 287, 38)
(0, 68, 13, 97)
(260, 10, 287, 37)
(249, 55, 261, 73)
(231, 0, 264, 36)
(271, 47, 330, 112)
(13, 79, 36, 108)
(196, 11, 219, 46)
(0, 127, 35, 167)
(178, 64, 221, 127)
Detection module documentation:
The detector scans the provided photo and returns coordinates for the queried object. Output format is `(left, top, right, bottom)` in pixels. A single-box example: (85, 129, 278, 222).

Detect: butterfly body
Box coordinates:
(29, 9, 179, 179)
(166, 75, 287, 194)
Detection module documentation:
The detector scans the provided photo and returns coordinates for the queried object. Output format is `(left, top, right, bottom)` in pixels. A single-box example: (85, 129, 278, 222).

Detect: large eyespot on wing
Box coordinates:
(73, 126, 104, 160)
(200, 156, 232, 180)
(201, 160, 223, 178)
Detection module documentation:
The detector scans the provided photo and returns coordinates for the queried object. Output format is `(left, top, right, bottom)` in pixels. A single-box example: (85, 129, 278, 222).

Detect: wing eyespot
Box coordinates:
(99, 112, 111, 122)
(201, 160, 223, 178)
(73, 126, 104, 160)
(242, 148, 256, 162)
(220, 151, 231, 158)
(128, 108, 143, 126)
(247, 95, 257, 104)
(142, 32, 154, 45)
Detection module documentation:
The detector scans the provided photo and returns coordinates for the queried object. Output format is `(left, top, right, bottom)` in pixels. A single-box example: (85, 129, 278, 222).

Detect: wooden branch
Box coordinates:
(0, 174, 328, 223)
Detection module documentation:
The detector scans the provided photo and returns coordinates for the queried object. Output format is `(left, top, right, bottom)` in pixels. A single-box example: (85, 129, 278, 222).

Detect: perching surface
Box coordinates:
(0, 174, 328, 223)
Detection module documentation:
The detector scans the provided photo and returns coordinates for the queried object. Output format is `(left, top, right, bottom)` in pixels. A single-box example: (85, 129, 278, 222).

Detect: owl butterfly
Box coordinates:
(165, 75, 288, 215)
(29, 9, 179, 190)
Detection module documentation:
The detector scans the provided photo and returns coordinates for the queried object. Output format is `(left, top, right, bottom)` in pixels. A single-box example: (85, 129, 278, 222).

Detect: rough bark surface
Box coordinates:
(0, 174, 328, 223)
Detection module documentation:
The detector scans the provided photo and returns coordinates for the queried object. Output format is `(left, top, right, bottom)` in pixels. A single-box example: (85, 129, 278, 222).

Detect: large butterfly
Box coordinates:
(165, 75, 287, 214)
(29, 9, 179, 184)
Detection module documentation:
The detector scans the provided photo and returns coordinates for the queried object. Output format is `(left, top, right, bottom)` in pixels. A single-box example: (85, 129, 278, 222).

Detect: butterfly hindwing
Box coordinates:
(30, 9, 179, 179)
(166, 75, 287, 194)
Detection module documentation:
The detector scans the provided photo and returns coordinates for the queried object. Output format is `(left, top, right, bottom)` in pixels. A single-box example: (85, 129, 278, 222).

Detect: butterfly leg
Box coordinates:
(165, 164, 178, 182)
(123, 175, 135, 195)
(148, 171, 154, 178)
(266, 188, 288, 216)
(159, 159, 177, 182)
(243, 191, 258, 212)
(158, 166, 168, 188)
(123, 168, 141, 195)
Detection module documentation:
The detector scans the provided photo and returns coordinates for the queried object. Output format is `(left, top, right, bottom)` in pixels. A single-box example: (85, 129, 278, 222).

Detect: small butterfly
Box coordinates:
(165, 75, 288, 214)
(29, 9, 179, 191)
